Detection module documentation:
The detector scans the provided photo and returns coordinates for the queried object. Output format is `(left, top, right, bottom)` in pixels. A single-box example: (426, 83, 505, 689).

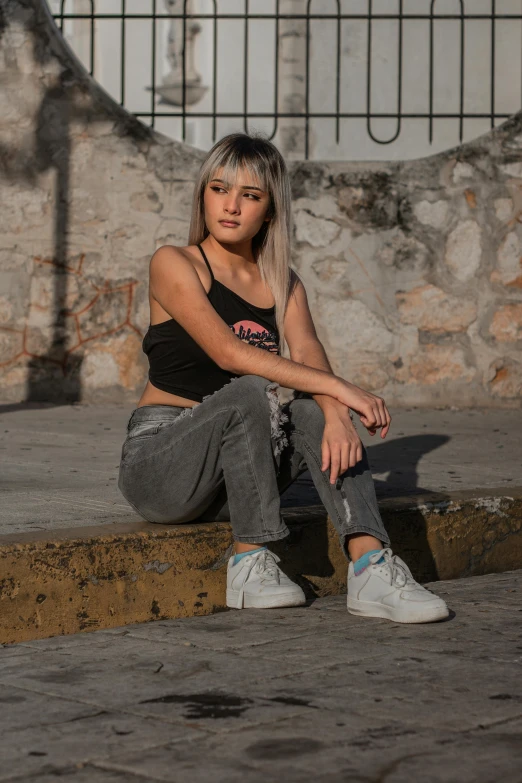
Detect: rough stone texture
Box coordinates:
(2, 487, 521, 644)
(0, 570, 521, 782)
(0, 2, 521, 407)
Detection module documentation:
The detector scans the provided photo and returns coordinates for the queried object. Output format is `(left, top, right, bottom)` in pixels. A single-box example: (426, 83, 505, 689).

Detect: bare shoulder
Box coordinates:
(150, 244, 209, 289)
(151, 244, 195, 270)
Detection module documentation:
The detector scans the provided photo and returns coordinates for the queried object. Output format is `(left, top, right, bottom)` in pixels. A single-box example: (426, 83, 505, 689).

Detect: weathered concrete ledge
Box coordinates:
(1, 487, 521, 644)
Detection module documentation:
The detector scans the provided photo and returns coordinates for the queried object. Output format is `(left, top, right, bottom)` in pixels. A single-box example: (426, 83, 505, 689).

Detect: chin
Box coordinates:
(214, 229, 245, 241)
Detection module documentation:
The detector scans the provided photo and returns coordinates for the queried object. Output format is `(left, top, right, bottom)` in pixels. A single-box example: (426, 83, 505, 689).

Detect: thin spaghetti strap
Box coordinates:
(197, 243, 214, 282)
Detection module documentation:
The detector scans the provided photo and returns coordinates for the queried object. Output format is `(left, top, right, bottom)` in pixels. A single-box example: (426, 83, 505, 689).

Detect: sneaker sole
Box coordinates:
(347, 596, 449, 624)
(226, 588, 307, 609)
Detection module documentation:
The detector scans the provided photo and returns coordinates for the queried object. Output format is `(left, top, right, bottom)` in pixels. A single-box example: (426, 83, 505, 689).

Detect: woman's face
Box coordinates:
(203, 166, 271, 245)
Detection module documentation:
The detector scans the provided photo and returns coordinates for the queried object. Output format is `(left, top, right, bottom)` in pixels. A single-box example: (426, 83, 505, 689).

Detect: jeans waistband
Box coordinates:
(127, 404, 194, 430)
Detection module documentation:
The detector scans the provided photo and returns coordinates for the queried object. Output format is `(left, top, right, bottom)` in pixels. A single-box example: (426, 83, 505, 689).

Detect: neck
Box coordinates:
(203, 235, 257, 271)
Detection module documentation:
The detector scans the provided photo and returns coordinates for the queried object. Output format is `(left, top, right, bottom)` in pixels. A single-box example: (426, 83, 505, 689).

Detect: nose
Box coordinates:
(223, 192, 241, 214)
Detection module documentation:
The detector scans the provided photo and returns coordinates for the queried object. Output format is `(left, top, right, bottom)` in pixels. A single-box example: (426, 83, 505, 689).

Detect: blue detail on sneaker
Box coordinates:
(353, 548, 384, 576)
(232, 546, 267, 567)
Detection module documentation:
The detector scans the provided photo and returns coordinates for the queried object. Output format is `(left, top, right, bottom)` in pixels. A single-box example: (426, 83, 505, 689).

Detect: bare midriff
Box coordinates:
(137, 380, 198, 409)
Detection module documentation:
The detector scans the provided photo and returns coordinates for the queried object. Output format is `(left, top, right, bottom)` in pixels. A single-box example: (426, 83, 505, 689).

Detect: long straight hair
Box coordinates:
(187, 131, 298, 357)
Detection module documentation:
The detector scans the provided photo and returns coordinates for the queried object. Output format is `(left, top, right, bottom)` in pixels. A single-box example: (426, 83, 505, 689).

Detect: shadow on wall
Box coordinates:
(0, 2, 153, 403)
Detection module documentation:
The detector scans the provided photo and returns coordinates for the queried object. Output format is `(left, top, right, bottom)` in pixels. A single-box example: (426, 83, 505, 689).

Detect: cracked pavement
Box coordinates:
(1, 569, 521, 782)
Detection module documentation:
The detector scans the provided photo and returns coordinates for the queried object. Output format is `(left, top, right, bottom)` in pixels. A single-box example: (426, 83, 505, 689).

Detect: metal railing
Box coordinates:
(48, 1, 522, 159)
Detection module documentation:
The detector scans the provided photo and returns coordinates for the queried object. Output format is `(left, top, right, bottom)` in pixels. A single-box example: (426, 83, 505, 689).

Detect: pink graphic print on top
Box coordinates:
(229, 319, 278, 352)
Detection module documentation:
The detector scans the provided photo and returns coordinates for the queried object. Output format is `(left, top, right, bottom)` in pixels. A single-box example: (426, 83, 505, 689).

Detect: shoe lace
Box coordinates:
(254, 550, 281, 581)
(373, 548, 416, 588)
(235, 549, 281, 609)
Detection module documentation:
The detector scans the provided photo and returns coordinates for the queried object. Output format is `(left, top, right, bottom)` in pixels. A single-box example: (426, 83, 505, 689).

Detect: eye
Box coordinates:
(210, 186, 226, 193)
(245, 193, 261, 200)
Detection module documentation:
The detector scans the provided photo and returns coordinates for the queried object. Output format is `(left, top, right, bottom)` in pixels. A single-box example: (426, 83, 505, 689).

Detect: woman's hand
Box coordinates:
(321, 405, 363, 484)
(331, 378, 392, 439)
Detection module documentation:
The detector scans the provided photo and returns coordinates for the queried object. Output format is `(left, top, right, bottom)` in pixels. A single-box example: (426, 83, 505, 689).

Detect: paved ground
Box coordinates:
(1, 402, 521, 536)
(0, 569, 520, 782)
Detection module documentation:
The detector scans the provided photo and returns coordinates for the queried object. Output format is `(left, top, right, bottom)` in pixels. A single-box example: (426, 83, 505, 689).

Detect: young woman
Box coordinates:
(118, 132, 449, 624)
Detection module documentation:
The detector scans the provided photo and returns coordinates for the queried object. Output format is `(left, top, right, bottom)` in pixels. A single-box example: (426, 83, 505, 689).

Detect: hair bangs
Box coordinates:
(207, 151, 267, 194)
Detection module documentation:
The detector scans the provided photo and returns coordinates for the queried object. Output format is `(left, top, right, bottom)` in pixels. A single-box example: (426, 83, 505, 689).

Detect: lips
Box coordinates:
(220, 220, 239, 226)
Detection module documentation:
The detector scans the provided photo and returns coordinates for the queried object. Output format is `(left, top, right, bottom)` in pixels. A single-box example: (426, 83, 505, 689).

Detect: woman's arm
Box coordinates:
(150, 246, 389, 431)
(149, 246, 342, 399)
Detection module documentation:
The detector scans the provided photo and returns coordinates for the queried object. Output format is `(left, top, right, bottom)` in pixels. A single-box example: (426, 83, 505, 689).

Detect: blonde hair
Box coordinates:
(187, 131, 299, 356)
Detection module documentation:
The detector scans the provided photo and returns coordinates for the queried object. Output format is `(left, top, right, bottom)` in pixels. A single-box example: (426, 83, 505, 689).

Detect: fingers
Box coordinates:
(321, 441, 330, 473)
(329, 446, 341, 484)
(325, 440, 363, 484)
(360, 397, 392, 438)
(381, 402, 392, 438)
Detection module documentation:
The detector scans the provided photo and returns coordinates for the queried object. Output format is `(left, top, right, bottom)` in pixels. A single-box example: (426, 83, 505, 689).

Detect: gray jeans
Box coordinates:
(118, 374, 391, 559)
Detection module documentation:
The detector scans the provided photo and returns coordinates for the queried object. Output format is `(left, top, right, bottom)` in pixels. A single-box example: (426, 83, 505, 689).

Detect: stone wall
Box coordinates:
(1, 0, 521, 407)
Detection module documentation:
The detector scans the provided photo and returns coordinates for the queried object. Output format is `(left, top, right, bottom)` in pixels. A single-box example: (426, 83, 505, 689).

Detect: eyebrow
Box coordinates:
(210, 178, 265, 192)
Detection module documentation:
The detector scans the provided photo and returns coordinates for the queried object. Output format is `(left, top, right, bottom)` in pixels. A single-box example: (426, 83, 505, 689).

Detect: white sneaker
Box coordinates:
(347, 547, 449, 624)
(226, 548, 307, 609)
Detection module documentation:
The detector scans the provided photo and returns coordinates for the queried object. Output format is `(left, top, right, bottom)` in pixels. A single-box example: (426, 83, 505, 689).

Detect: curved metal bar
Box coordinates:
(367, 0, 402, 145)
(307, 0, 341, 152)
(429, 0, 465, 143)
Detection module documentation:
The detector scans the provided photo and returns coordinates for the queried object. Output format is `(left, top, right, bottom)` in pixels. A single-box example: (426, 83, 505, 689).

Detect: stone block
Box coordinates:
(294, 211, 340, 247)
(492, 231, 522, 288)
(409, 345, 476, 385)
(444, 220, 482, 281)
(489, 303, 522, 342)
(413, 199, 449, 228)
(487, 359, 522, 399)
(397, 284, 477, 333)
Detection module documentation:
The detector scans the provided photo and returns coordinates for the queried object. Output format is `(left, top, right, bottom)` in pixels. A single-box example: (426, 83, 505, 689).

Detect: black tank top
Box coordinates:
(142, 244, 280, 402)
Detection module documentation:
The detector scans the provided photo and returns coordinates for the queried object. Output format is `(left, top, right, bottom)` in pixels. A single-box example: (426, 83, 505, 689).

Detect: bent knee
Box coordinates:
(227, 374, 275, 408)
(288, 396, 325, 436)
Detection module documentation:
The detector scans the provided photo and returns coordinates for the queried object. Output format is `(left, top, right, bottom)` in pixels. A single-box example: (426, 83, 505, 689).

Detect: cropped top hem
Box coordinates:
(148, 378, 205, 403)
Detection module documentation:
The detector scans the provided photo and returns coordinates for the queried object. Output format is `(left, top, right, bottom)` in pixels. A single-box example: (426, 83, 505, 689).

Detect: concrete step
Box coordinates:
(1, 487, 521, 644)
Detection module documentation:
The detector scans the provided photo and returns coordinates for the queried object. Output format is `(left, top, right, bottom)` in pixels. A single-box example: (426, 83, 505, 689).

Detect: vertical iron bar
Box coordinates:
(244, 0, 249, 132)
(366, 0, 372, 140)
(271, 0, 279, 140)
(121, 0, 126, 107)
(491, 0, 496, 129)
(151, 0, 156, 129)
(212, 1, 217, 142)
(305, 1, 311, 159)
(182, 0, 187, 142)
(336, 0, 340, 144)
(90, 0, 94, 76)
(429, 0, 434, 143)
(459, 1, 464, 141)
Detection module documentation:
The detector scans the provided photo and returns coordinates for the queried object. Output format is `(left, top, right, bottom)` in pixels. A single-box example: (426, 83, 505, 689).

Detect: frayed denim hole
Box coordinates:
(339, 485, 353, 525)
(265, 382, 290, 458)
